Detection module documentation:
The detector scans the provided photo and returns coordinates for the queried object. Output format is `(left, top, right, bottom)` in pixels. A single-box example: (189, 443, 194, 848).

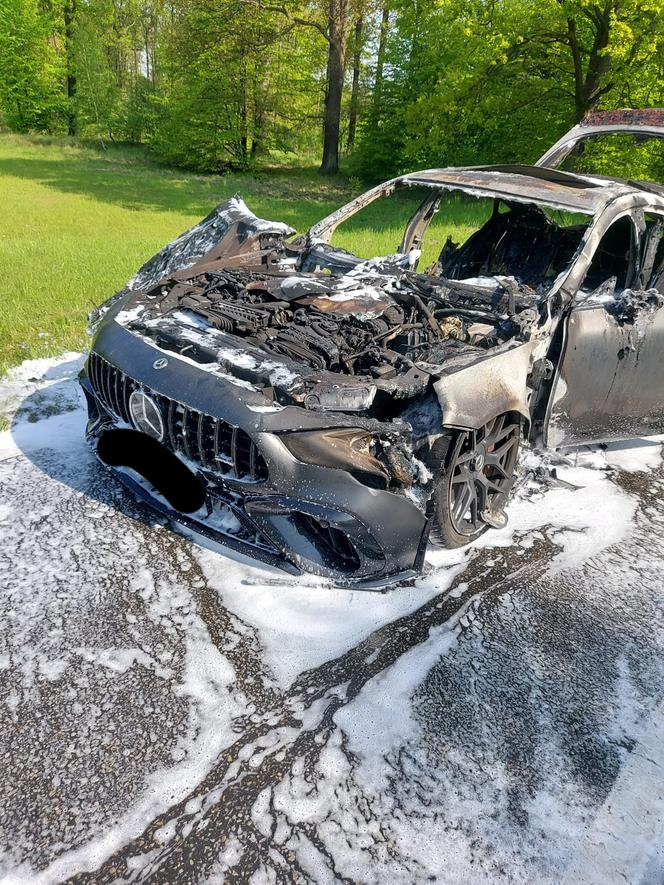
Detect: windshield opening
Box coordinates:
(558, 132, 664, 182)
(324, 186, 590, 291)
(329, 186, 493, 268)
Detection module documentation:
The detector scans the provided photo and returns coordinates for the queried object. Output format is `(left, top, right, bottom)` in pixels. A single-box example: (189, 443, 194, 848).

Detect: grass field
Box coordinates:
(0, 134, 486, 375)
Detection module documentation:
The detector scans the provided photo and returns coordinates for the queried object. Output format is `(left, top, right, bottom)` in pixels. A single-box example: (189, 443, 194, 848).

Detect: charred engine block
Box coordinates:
(143, 269, 426, 376)
(268, 305, 412, 374)
(138, 266, 533, 379)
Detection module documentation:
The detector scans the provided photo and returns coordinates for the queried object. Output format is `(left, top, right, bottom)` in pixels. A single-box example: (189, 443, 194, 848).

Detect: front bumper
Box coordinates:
(79, 322, 430, 587)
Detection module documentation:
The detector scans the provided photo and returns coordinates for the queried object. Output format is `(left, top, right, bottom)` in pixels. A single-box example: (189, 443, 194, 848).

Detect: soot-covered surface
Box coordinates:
(1, 355, 663, 884)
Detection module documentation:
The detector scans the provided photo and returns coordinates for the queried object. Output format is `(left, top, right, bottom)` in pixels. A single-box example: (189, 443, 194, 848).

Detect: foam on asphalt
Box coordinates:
(1, 355, 663, 884)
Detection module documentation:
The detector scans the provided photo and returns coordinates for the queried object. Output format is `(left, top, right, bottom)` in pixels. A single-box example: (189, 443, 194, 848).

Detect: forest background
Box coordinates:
(2, 0, 664, 178)
(1, 0, 663, 376)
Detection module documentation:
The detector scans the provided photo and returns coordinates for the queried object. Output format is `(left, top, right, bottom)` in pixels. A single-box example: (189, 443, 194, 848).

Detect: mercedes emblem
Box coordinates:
(128, 390, 165, 441)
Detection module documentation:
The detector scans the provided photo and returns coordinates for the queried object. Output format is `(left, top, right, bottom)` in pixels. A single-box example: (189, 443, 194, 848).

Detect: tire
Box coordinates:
(429, 414, 521, 549)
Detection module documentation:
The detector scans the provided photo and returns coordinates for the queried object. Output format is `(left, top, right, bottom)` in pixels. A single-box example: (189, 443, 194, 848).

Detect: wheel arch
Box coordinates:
(432, 341, 537, 436)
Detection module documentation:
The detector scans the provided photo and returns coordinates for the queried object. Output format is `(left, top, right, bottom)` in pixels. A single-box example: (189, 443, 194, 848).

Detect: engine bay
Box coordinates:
(127, 262, 542, 386)
(108, 191, 591, 417)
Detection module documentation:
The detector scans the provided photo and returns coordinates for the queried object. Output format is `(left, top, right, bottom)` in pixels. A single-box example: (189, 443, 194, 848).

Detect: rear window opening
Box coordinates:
(582, 216, 635, 292)
(558, 132, 664, 183)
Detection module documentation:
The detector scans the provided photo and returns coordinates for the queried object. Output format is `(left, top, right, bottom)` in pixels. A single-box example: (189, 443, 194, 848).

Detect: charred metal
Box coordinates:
(80, 113, 664, 584)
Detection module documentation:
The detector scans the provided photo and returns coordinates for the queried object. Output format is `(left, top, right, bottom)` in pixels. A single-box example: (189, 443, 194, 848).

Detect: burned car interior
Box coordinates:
(80, 144, 664, 586)
(432, 203, 585, 284)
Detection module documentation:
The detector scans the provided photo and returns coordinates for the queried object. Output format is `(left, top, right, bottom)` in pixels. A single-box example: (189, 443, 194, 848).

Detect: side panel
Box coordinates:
(433, 340, 538, 430)
(545, 303, 664, 447)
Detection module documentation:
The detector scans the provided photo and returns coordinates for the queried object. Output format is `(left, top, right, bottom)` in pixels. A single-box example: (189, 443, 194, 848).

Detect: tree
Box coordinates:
(559, 0, 664, 120)
(372, 1, 388, 115)
(351, 0, 664, 178)
(346, 12, 363, 151)
(63, 0, 77, 134)
(249, 0, 357, 174)
(0, 0, 65, 132)
(151, 0, 322, 171)
(319, 0, 351, 172)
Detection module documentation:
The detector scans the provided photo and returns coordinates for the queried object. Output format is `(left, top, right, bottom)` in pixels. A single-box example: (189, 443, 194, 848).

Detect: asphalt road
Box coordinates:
(1, 353, 663, 884)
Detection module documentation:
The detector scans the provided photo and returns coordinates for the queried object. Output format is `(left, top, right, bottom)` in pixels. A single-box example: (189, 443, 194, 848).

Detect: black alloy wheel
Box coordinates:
(430, 414, 521, 548)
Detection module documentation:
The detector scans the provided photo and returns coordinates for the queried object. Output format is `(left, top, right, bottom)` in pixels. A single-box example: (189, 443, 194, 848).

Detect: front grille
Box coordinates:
(88, 352, 268, 481)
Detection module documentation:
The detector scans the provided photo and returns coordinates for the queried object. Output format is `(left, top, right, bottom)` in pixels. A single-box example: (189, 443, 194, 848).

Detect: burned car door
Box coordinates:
(545, 212, 664, 447)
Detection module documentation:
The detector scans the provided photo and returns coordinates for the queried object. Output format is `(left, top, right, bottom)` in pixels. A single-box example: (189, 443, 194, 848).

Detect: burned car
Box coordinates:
(80, 118, 664, 586)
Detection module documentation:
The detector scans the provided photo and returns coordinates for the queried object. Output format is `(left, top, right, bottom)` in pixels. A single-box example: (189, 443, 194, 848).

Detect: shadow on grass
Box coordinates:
(0, 153, 352, 225)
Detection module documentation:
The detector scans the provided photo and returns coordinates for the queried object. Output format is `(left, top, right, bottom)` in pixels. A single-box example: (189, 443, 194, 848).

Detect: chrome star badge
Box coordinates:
(128, 390, 165, 441)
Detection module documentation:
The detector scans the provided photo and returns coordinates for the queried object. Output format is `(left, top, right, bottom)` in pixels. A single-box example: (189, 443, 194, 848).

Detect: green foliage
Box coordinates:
(150, 0, 324, 172)
(0, 0, 662, 176)
(70, 0, 161, 141)
(71, 0, 123, 137)
(0, 0, 66, 132)
(352, 0, 664, 177)
(560, 133, 664, 181)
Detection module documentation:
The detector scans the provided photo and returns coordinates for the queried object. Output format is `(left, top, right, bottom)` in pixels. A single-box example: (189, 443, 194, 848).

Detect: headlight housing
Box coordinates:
(280, 428, 390, 489)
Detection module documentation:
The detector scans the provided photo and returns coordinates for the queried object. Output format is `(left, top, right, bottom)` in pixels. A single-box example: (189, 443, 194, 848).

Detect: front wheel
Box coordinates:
(430, 414, 521, 548)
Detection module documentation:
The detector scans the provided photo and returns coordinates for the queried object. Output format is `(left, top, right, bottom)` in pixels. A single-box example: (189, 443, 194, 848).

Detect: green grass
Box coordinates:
(0, 133, 487, 374)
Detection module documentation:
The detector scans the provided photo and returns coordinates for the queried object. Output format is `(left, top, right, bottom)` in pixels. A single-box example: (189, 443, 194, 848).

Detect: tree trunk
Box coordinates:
(240, 62, 249, 167)
(320, 0, 350, 175)
(372, 2, 389, 116)
(347, 15, 363, 152)
(567, 1, 613, 122)
(63, 0, 77, 136)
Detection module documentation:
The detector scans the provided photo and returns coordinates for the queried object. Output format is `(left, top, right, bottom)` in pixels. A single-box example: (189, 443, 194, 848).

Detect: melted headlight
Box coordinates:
(280, 428, 390, 489)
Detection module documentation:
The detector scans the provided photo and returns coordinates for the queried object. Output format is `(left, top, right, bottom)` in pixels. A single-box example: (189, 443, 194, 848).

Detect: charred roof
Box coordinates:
(580, 108, 664, 129)
(402, 164, 664, 214)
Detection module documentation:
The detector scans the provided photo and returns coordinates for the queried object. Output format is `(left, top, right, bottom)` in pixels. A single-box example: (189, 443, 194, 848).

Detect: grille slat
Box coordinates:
(212, 417, 221, 463)
(106, 363, 115, 413)
(167, 399, 179, 451)
(96, 356, 105, 407)
(90, 353, 98, 398)
(120, 373, 131, 423)
(111, 367, 123, 418)
(181, 406, 194, 460)
(230, 426, 239, 473)
(104, 363, 114, 411)
(249, 440, 259, 480)
(88, 353, 267, 482)
(202, 415, 216, 467)
(89, 352, 98, 398)
(197, 412, 206, 466)
(99, 354, 110, 408)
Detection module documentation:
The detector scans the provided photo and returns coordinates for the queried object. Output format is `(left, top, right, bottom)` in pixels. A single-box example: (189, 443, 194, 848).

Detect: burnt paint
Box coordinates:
(547, 299, 664, 447)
